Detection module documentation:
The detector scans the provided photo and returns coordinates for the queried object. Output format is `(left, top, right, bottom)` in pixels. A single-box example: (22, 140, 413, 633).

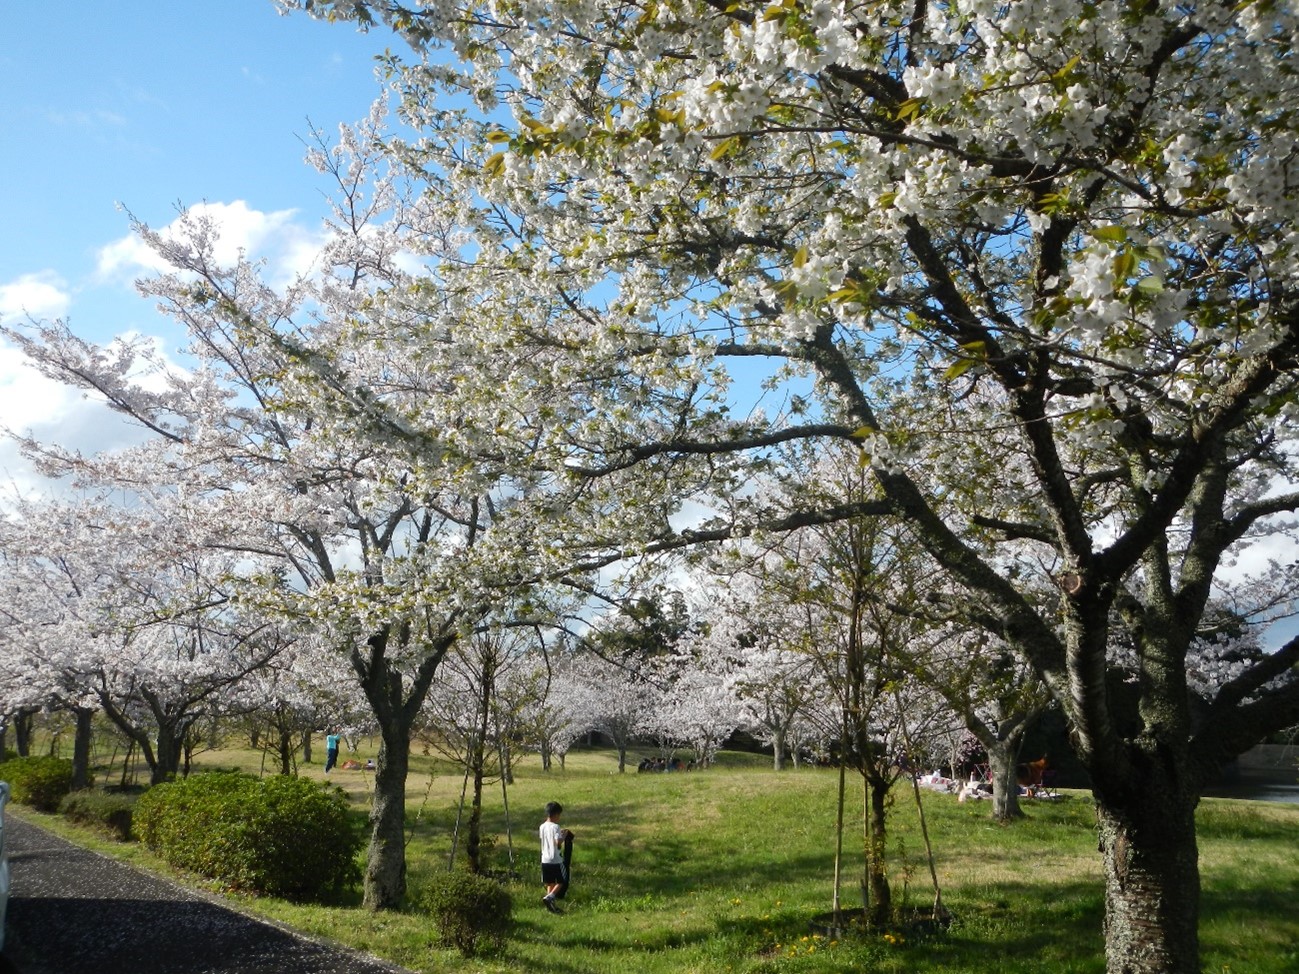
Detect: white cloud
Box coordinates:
(0, 272, 71, 323)
(0, 339, 86, 497)
(0, 332, 182, 499)
(0, 340, 80, 432)
(96, 200, 304, 283)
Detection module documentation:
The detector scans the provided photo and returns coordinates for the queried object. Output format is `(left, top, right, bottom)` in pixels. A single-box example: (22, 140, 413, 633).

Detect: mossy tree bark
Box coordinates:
(352, 623, 453, 910)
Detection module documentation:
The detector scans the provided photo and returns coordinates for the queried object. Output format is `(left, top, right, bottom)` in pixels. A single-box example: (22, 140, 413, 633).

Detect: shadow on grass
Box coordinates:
(500, 876, 1109, 974)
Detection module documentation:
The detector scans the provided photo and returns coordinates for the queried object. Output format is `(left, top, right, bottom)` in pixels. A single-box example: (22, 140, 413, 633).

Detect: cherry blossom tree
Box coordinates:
(0, 496, 284, 786)
(909, 628, 1051, 821)
(564, 654, 655, 772)
(421, 629, 513, 874)
(232, 635, 364, 775)
(283, 1, 1299, 966)
(639, 644, 744, 767)
(511, 649, 589, 771)
(5, 101, 722, 906)
(685, 574, 824, 770)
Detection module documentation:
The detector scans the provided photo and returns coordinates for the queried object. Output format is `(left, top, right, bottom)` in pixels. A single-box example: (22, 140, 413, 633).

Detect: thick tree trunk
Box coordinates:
(301, 730, 313, 764)
(71, 706, 95, 790)
(365, 723, 411, 909)
(1096, 789, 1201, 974)
(353, 625, 454, 909)
(865, 773, 891, 926)
(986, 739, 1024, 822)
(153, 729, 183, 785)
(13, 709, 36, 757)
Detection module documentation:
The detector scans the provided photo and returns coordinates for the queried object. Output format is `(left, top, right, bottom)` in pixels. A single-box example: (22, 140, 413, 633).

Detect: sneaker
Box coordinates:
(543, 896, 563, 914)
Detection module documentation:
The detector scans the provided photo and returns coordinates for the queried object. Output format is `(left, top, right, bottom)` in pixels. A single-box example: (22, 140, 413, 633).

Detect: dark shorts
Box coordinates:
(541, 862, 568, 886)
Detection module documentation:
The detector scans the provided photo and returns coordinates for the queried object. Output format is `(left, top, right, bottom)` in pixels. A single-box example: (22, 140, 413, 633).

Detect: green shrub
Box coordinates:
(414, 870, 513, 957)
(0, 755, 75, 812)
(134, 772, 361, 901)
(59, 789, 135, 841)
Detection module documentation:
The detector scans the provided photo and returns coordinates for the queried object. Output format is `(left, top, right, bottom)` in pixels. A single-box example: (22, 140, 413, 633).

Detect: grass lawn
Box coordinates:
(17, 745, 1299, 973)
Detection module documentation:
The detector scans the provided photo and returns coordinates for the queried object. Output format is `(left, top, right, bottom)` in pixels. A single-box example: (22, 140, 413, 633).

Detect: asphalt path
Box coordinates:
(1, 814, 413, 974)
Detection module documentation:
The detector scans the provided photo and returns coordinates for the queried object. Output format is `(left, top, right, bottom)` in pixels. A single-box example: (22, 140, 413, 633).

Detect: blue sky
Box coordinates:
(0, 1, 399, 492)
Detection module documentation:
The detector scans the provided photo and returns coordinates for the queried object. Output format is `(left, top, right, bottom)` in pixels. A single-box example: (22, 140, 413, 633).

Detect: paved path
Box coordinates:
(1, 814, 413, 974)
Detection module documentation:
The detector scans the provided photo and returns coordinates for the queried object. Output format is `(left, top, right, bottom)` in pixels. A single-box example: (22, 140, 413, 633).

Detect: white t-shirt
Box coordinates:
(540, 820, 564, 864)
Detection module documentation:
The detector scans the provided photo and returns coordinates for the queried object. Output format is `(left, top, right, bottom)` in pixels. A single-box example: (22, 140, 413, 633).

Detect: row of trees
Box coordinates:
(5, 0, 1299, 969)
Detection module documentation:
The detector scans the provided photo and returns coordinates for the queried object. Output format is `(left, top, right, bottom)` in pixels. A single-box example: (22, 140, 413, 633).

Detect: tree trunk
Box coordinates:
(365, 722, 411, 909)
(1096, 789, 1200, 974)
(353, 626, 453, 910)
(986, 739, 1025, 822)
(302, 730, 313, 764)
(71, 706, 95, 790)
(13, 709, 36, 757)
(153, 729, 183, 785)
(466, 739, 486, 875)
(277, 723, 293, 775)
(865, 773, 891, 926)
(773, 728, 786, 771)
(501, 740, 514, 785)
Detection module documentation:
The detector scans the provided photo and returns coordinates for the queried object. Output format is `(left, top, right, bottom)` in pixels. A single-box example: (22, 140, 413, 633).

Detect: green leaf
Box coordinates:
(485, 130, 512, 144)
(773, 279, 799, 303)
(1091, 225, 1128, 244)
(1053, 54, 1083, 80)
(1135, 276, 1165, 294)
(709, 135, 742, 161)
(894, 98, 925, 122)
(792, 245, 809, 269)
(944, 340, 987, 381)
(944, 358, 977, 381)
(482, 153, 507, 177)
(1112, 249, 1139, 282)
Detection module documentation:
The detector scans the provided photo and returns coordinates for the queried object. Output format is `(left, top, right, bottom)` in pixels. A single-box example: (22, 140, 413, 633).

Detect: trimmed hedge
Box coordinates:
(0, 755, 75, 812)
(414, 870, 513, 957)
(134, 772, 361, 901)
(60, 789, 135, 841)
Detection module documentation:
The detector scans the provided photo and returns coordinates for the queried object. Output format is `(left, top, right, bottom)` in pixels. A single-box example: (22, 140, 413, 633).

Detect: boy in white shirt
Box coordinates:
(539, 801, 571, 913)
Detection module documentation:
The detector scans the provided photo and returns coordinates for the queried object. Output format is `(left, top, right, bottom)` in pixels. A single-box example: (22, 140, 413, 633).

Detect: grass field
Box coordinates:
(16, 745, 1299, 973)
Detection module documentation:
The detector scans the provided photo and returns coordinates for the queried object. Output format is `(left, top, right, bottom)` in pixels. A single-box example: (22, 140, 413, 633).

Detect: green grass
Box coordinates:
(13, 745, 1299, 973)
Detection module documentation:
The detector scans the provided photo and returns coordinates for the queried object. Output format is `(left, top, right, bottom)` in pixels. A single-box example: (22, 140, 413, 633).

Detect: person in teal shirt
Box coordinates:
(324, 731, 341, 774)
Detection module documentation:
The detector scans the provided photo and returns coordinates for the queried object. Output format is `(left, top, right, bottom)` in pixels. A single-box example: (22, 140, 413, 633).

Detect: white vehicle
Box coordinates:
(0, 780, 8, 952)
